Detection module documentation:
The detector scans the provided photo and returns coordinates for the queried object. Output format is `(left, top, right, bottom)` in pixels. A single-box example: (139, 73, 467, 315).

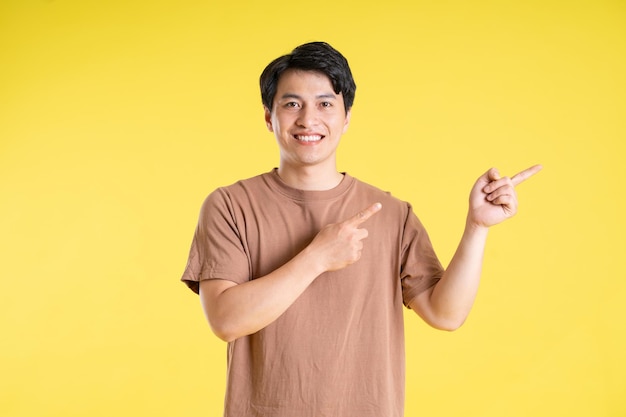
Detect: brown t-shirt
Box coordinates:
(181, 169, 443, 417)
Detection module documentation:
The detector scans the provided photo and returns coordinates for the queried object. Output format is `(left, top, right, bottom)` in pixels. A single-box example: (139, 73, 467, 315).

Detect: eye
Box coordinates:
(320, 101, 333, 108)
(285, 101, 300, 108)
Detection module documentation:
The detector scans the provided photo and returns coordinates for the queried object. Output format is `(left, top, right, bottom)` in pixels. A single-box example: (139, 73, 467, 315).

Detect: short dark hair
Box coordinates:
(260, 42, 356, 113)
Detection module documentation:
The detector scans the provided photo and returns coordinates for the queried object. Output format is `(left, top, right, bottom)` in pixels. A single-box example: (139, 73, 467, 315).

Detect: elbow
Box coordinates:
(207, 310, 255, 342)
(208, 319, 240, 343)
(212, 329, 236, 343)
(417, 297, 471, 331)
(411, 299, 468, 331)
(432, 319, 465, 332)
(427, 314, 468, 332)
(216, 333, 238, 343)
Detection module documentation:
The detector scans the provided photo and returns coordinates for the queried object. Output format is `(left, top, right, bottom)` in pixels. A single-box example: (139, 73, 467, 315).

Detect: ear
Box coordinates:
(342, 109, 351, 134)
(264, 106, 273, 132)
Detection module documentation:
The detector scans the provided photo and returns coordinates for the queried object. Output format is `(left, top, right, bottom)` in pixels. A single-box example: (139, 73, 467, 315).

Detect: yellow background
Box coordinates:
(1, 0, 625, 416)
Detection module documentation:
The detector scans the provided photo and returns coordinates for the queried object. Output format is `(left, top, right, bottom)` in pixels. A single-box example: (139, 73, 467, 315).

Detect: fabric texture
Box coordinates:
(181, 169, 443, 417)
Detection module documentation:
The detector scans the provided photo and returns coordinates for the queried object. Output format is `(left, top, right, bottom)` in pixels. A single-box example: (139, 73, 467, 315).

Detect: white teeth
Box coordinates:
(296, 135, 322, 142)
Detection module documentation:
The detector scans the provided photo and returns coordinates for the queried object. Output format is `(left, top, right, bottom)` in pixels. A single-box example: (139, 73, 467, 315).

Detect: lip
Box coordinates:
(292, 133, 325, 143)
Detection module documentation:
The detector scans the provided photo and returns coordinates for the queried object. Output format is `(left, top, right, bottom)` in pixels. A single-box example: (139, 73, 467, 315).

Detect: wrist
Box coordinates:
(464, 217, 490, 237)
(298, 244, 328, 277)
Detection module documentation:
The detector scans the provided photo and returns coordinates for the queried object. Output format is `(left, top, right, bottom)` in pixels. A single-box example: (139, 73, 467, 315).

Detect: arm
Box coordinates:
(410, 165, 542, 331)
(200, 202, 382, 342)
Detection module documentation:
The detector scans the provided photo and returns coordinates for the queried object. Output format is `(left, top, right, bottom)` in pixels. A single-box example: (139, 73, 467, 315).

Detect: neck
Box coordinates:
(277, 164, 344, 191)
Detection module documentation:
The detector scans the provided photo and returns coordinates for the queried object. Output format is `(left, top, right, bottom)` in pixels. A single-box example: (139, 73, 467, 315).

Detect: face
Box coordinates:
(265, 69, 351, 172)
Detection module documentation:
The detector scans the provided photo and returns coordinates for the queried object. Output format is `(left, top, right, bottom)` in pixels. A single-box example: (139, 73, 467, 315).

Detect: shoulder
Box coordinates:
(205, 171, 272, 201)
(219, 171, 271, 195)
(198, 171, 274, 217)
(350, 175, 411, 214)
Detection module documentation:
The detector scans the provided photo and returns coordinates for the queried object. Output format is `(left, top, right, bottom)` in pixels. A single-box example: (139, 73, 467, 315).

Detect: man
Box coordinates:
(181, 41, 541, 417)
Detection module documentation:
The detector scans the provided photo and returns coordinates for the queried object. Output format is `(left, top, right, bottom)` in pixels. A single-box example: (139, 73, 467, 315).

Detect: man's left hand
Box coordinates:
(468, 164, 543, 228)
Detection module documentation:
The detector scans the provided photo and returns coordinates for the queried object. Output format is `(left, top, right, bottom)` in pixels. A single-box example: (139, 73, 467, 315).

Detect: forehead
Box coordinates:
(275, 69, 338, 97)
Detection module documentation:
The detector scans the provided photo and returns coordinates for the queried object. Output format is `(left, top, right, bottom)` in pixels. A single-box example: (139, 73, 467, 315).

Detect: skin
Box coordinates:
(264, 69, 350, 191)
(199, 69, 542, 341)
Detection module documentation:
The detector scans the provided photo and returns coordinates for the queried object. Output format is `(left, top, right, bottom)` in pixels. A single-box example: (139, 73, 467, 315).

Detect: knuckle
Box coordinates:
(338, 223, 352, 235)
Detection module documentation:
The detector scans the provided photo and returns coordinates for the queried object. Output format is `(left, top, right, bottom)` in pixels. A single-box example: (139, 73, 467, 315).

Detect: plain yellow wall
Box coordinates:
(1, 1, 624, 416)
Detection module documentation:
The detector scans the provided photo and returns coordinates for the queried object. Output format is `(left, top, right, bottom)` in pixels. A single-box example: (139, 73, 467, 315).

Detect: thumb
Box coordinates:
(488, 167, 501, 181)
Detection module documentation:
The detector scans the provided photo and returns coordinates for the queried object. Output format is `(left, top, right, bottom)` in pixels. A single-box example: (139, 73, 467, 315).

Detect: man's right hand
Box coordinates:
(308, 202, 382, 272)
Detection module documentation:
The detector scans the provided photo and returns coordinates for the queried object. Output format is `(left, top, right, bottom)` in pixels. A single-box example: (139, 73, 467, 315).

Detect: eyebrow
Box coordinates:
(279, 93, 338, 100)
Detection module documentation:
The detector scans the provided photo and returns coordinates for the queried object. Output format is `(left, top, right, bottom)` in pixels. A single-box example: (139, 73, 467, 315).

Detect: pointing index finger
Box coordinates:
(350, 202, 382, 226)
(511, 164, 543, 186)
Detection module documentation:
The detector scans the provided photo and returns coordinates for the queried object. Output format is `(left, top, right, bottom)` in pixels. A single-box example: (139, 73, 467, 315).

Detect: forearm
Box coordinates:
(201, 246, 325, 342)
(418, 220, 489, 330)
(201, 202, 381, 342)
(411, 165, 540, 330)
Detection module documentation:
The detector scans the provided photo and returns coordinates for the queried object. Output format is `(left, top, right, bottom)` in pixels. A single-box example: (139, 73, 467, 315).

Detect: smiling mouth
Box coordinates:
(294, 134, 324, 142)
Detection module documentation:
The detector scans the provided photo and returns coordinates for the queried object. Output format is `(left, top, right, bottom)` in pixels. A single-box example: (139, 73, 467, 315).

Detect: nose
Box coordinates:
(296, 105, 318, 128)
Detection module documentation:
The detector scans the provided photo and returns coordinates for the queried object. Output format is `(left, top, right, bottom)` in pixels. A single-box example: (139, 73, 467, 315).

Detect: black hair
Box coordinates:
(260, 42, 356, 114)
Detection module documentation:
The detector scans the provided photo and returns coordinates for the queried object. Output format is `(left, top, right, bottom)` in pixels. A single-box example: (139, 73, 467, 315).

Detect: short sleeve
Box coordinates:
(400, 205, 444, 307)
(180, 188, 251, 294)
